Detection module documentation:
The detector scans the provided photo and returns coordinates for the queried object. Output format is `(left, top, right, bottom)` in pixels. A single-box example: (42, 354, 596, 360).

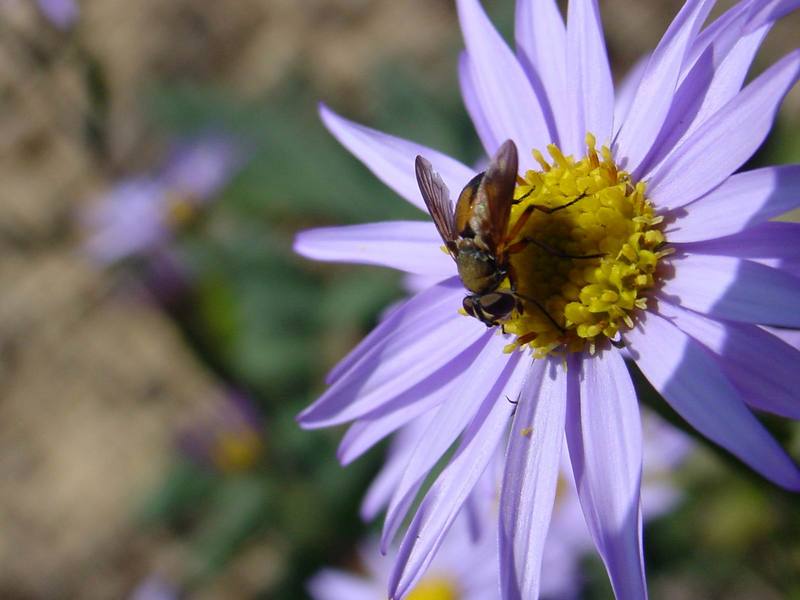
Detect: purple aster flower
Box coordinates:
(83, 135, 244, 264)
(36, 0, 78, 30)
(308, 512, 499, 600)
(295, 0, 800, 598)
(177, 390, 263, 473)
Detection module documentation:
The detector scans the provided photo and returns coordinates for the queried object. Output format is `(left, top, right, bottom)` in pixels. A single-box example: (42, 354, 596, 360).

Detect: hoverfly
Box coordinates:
(415, 140, 596, 329)
(415, 140, 530, 327)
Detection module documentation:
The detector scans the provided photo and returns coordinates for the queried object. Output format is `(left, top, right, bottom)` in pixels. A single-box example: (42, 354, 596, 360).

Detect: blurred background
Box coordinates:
(0, 0, 799, 598)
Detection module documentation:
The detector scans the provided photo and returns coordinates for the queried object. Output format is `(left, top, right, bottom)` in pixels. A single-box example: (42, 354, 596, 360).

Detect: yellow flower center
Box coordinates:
(500, 134, 669, 357)
(165, 193, 198, 227)
(212, 429, 263, 472)
(405, 577, 459, 600)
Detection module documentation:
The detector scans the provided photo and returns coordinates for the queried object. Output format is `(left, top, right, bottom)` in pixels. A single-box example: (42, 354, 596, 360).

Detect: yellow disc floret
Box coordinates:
(406, 577, 459, 600)
(500, 134, 669, 357)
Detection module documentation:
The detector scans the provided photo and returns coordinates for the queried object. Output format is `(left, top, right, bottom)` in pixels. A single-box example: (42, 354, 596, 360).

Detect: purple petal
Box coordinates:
(672, 221, 800, 259)
(515, 0, 568, 145)
(459, 53, 500, 153)
(403, 273, 450, 295)
(162, 135, 244, 200)
(324, 279, 462, 385)
(763, 325, 800, 350)
(640, 20, 770, 177)
(319, 104, 474, 211)
(294, 221, 454, 276)
(646, 49, 800, 210)
(615, 0, 716, 175)
(753, 256, 800, 278)
(388, 359, 530, 598)
(456, 0, 553, 165)
(36, 0, 78, 29)
(747, 0, 800, 31)
(337, 359, 469, 466)
(539, 533, 584, 599)
(299, 283, 489, 427)
(300, 324, 489, 429)
(641, 484, 681, 519)
(677, 24, 770, 148)
(565, 350, 646, 600)
(564, 0, 614, 154)
(360, 445, 407, 521)
(662, 253, 800, 327)
(499, 359, 567, 600)
(381, 337, 521, 552)
(307, 570, 378, 600)
(666, 165, 800, 241)
(613, 57, 649, 137)
(641, 410, 692, 473)
(683, 0, 795, 78)
(359, 415, 432, 521)
(83, 178, 169, 263)
(626, 311, 800, 490)
(684, 0, 750, 69)
(657, 300, 800, 419)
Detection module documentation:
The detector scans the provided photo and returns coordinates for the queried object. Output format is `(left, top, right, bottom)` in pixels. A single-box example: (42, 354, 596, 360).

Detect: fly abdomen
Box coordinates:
(455, 243, 504, 294)
(463, 291, 518, 327)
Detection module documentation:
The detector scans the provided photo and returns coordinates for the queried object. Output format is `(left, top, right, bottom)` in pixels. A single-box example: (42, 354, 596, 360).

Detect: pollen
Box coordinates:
(500, 134, 667, 357)
(166, 193, 198, 227)
(406, 577, 459, 600)
(211, 429, 263, 472)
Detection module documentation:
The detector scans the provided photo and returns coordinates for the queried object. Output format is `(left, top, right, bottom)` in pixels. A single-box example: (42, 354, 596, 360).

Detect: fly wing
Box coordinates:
(415, 156, 458, 250)
(480, 140, 518, 251)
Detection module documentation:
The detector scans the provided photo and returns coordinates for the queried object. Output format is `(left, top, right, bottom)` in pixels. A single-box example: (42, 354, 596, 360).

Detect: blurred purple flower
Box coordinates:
(36, 0, 78, 30)
(357, 410, 689, 600)
(308, 513, 498, 600)
(129, 576, 178, 600)
(178, 390, 263, 473)
(295, 0, 800, 598)
(83, 135, 245, 264)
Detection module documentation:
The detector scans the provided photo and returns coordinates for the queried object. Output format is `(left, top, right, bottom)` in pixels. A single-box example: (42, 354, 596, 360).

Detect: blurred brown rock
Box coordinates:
(0, 252, 219, 599)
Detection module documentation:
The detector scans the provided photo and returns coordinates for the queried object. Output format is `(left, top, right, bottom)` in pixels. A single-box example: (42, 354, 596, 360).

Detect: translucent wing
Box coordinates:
(454, 172, 484, 236)
(480, 140, 518, 251)
(415, 156, 458, 250)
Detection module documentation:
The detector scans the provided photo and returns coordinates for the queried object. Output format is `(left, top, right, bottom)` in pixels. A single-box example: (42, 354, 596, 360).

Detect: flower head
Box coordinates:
(83, 135, 244, 264)
(296, 1, 800, 598)
(308, 512, 498, 600)
(129, 575, 178, 600)
(36, 0, 78, 30)
(177, 390, 264, 473)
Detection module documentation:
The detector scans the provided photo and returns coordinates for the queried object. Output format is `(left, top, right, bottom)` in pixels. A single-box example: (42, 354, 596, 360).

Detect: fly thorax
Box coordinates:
(456, 242, 504, 294)
(501, 134, 670, 357)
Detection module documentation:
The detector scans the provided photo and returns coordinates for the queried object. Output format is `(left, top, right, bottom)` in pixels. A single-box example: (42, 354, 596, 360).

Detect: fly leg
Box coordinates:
(525, 238, 605, 260)
(502, 193, 592, 256)
(505, 234, 603, 260)
(528, 192, 589, 214)
(506, 262, 564, 334)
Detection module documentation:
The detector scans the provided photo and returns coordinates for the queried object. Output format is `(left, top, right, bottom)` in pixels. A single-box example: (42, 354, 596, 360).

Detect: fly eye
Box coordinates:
(462, 296, 478, 317)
